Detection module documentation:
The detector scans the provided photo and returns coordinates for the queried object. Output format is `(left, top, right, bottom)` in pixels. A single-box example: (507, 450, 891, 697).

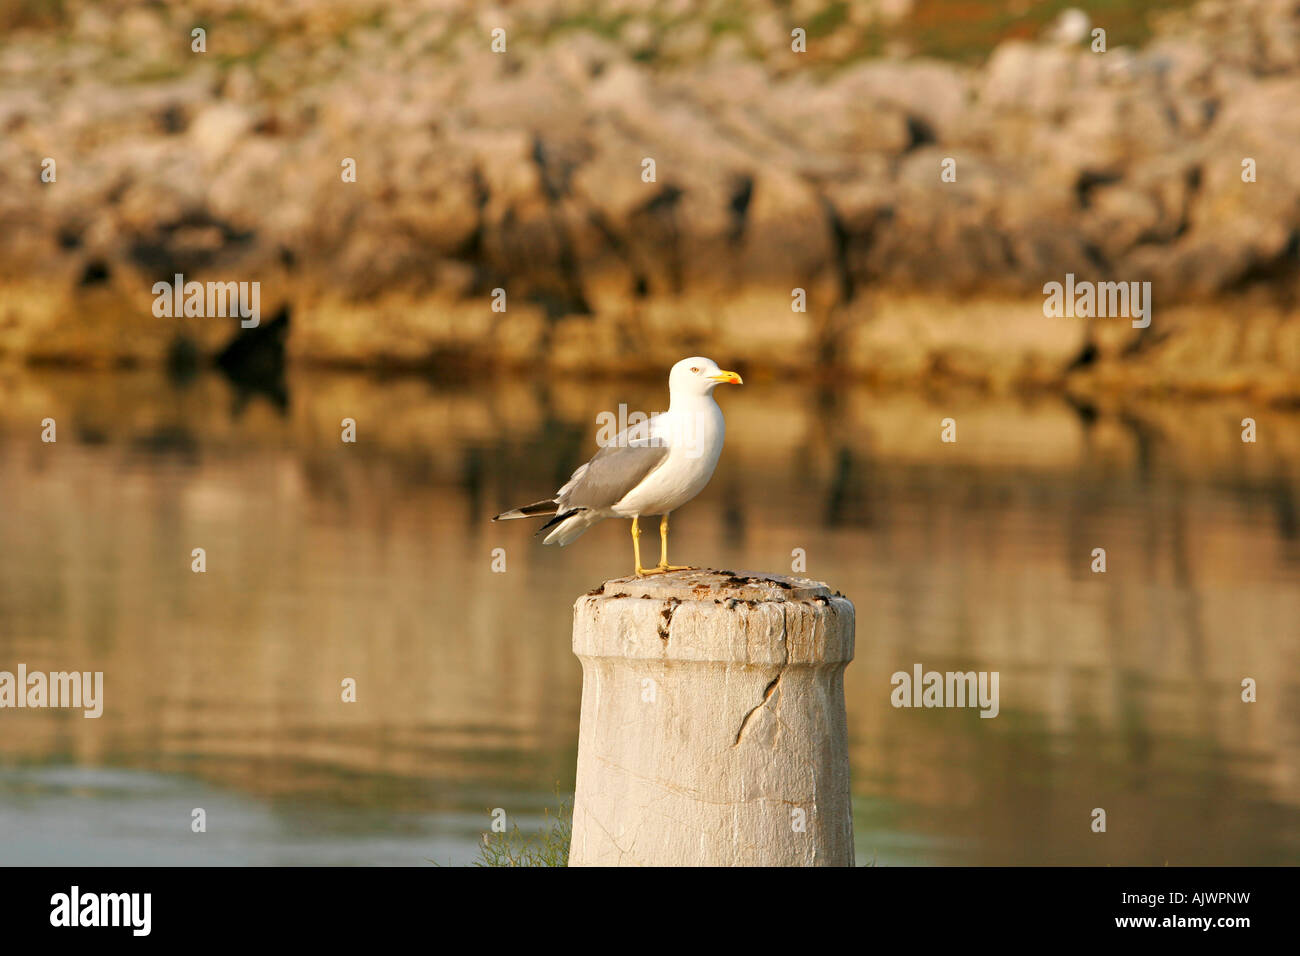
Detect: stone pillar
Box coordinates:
(569, 569, 855, 866)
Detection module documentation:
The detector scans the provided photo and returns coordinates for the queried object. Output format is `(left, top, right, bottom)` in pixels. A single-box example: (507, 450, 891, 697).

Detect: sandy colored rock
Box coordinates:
(0, 0, 1298, 400)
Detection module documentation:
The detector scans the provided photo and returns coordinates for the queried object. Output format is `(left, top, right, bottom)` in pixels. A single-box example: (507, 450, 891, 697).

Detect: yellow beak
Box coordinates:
(709, 369, 743, 385)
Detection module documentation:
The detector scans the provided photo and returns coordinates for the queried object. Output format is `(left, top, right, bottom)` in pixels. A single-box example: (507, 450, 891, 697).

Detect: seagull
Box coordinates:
(493, 357, 743, 576)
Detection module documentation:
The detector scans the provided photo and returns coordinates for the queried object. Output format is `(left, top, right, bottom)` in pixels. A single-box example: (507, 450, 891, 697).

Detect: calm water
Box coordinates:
(1, 366, 1298, 865)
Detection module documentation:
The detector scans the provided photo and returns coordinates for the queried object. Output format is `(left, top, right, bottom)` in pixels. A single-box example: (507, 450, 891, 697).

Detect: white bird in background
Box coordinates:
(493, 357, 743, 577)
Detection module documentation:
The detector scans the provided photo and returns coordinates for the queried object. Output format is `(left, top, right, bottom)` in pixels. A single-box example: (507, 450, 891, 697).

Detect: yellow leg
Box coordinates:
(631, 516, 647, 576)
(641, 513, 692, 575)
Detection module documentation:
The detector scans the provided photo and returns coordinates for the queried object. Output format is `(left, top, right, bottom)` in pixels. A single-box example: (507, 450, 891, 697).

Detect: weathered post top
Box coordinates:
(575, 569, 853, 663)
(589, 568, 835, 600)
(569, 568, 856, 867)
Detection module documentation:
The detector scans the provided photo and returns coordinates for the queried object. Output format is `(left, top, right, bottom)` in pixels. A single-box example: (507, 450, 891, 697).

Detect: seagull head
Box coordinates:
(669, 357, 743, 399)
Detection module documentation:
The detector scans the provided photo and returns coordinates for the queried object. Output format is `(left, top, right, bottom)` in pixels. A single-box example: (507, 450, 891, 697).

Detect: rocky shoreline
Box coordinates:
(1, 0, 1298, 401)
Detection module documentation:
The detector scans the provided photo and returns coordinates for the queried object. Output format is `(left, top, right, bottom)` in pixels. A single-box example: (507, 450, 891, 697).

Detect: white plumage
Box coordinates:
(492, 356, 742, 575)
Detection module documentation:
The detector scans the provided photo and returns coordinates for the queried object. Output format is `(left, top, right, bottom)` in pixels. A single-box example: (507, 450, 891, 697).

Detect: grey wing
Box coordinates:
(557, 418, 669, 511)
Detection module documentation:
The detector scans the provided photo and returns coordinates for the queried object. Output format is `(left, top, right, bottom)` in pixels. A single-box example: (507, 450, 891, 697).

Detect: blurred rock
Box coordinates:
(0, 0, 1297, 401)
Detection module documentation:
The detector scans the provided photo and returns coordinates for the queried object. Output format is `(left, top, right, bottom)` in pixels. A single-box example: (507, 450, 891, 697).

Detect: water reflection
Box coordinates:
(0, 366, 1297, 865)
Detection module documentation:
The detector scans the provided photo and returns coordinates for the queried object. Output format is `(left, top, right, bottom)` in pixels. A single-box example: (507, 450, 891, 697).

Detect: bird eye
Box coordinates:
(690, 366, 700, 373)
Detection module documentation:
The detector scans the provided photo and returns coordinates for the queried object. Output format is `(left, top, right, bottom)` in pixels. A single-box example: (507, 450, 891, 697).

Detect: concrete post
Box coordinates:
(569, 569, 855, 867)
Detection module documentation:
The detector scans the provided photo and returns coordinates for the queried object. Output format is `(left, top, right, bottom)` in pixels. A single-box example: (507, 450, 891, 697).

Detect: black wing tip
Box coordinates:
(493, 499, 560, 522)
(535, 508, 587, 536)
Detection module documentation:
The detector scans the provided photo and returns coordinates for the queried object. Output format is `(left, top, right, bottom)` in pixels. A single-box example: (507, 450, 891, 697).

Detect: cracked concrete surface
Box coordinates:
(569, 569, 854, 866)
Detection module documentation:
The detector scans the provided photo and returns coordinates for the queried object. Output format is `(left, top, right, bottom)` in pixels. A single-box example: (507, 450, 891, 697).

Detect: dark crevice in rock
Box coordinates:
(998, 232, 1020, 272)
(1074, 169, 1122, 210)
(640, 183, 684, 216)
(454, 167, 491, 266)
(56, 226, 83, 250)
(214, 305, 290, 415)
(821, 196, 855, 304)
(632, 184, 685, 295)
(531, 134, 570, 201)
(526, 134, 593, 318)
(903, 115, 936, 152)
(1064, 338, 1100, 373)
(155, 104, 188, 135)
(127, 211, 256, 278)
(727, 174, 753, 244)
(817, 196, 859, 367)
(1065, 395, 1100, 427)
(1080, 240, 1110, 272)
(1226, 228, 1300, 301)
(78, 260, 110, 287)
(1120, 323, 1169, 356)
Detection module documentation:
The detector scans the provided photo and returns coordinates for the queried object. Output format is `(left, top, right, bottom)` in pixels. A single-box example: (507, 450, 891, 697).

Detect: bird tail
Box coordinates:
(539, 508, 602, 546)
(492, 499, 558, 521)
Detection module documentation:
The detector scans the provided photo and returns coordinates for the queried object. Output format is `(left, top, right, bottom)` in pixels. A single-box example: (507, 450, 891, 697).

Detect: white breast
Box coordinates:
(611, 400, 725, 517)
